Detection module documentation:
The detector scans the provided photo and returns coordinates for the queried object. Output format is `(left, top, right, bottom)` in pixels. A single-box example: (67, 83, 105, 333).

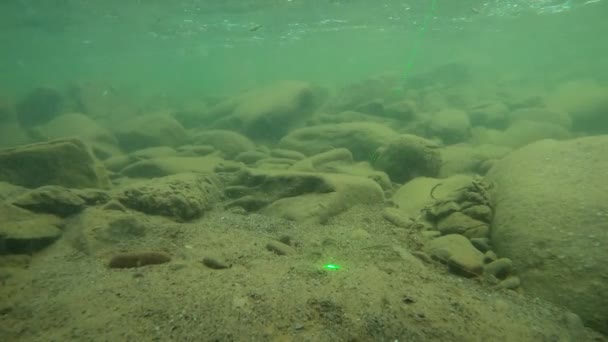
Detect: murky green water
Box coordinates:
(2, 2, 608, 340)
(1, 0, 606, 97)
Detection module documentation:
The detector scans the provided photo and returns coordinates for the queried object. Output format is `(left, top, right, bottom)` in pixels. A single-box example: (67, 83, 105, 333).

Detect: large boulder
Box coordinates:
(66, 82, 137, 120)
(546, 80, 608, 133)
(0, 138, 110, 189)
(485, 136, 608, 334)
(113, 114, 188, 151)
(468, 101, 509, 129)
(279, 122, 398, 161)
(34, 113, 116, 143)
(209, 81, 324, 141)
(117, 173, 222, 222)
(373, 134, 441, 184)
(322, 75, 404, 114)
(428, 109, 471, 144)
(33, 112, 121, 159)
(439, 144, 511, 177)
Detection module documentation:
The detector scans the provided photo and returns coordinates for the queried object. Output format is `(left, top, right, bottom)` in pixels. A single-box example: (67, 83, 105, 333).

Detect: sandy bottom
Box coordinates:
(0, 205, 598, 341)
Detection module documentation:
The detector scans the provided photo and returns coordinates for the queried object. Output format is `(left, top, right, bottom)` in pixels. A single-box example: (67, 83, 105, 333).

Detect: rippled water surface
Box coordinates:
(1, 0, 606, 94)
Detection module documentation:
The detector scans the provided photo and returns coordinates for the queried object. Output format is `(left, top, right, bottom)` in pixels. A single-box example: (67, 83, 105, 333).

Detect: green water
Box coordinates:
(1, 0, 607, 98)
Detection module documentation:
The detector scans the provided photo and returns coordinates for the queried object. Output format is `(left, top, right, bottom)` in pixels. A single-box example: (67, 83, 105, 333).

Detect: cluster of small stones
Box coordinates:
(423, 177, 520, 290)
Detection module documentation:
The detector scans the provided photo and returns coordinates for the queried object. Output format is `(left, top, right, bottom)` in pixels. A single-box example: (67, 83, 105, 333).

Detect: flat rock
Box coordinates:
(0, 138, 110, 189)
(391, 175, 473, 218)
(279, 122, 398, 161)
(11, 185, 87, 217)
(0, 202, 63, 254)
(289, 148, 391, 190)
(427, 234, 485, 276)
(229, 168, 384, 223)
(60, 208, 155, 256)
(437, 212, 488, 236)
(119, 156, 233, 178)
(189, 130, 255, 159)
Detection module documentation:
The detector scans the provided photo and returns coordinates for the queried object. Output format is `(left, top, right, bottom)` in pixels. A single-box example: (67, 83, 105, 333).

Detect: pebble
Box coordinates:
(496, 276, 520, 290)
(201, 257, 231, 270)
(484, 258, 513, 279)
(266, 241, 296, 256)
(108, 251, 171, 269)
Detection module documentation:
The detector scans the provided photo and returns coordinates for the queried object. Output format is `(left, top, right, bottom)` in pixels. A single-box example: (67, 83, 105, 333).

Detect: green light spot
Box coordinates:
(323, 264, 341, 270)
